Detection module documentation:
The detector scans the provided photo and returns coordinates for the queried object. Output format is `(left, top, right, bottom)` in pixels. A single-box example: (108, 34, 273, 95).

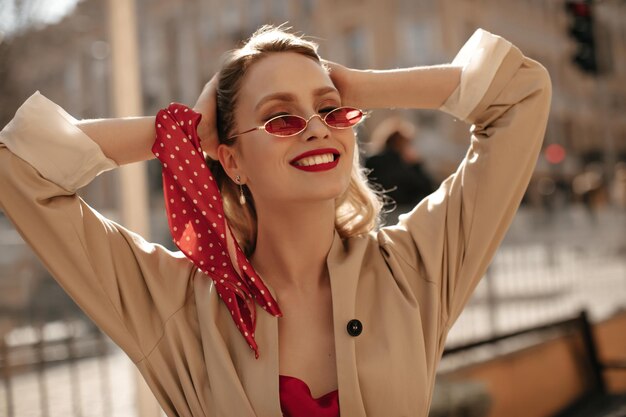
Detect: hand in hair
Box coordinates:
(322, 59, 362, 109)
(193, 74, 220, 160)
(324, 59, 461, 111)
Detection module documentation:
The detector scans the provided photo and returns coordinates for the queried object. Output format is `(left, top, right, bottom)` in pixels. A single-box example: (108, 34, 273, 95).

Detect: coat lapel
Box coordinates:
(238, 285, 282, 417)
(326, 230, 368, 417)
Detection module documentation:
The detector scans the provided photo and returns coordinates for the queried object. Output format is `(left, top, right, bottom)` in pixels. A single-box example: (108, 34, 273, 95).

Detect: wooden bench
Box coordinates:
(437, 310, 626, 417)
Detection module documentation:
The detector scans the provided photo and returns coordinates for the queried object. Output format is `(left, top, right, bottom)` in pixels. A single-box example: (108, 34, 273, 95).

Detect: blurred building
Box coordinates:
(0, 0, 118, 342)
(132, 0, 461, 177)
(135, 0, 626, 180)
(439, 0, 626, 203)
(2, 0, 625, 179)
(0, 0, 116, 211)
(0, 0, 109, 122)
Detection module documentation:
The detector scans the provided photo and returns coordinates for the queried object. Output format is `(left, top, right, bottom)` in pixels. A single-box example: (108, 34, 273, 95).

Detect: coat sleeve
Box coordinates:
(376, 29, 552, 331)
(0, 92, 196, 363)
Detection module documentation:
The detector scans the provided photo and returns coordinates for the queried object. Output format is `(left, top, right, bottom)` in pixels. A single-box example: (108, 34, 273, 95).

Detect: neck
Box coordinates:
(250, 198, 336, 292)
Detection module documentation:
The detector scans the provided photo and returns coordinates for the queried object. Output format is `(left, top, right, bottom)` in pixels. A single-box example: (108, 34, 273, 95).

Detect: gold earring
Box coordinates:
(236, 175, 246, 205)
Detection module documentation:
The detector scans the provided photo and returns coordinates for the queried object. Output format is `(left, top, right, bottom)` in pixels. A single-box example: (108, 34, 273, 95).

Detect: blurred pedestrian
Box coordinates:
(365, 118, 436, 225)
(573, 162, 608, 221)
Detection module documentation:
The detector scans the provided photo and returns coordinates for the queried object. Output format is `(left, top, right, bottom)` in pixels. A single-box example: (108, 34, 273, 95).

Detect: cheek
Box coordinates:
(342, 134, 357, 170)
(239, 138, 288, 186)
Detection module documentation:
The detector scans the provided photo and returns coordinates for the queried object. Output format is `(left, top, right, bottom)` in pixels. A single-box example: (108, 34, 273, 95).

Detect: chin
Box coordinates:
(303, 181, 349, 202)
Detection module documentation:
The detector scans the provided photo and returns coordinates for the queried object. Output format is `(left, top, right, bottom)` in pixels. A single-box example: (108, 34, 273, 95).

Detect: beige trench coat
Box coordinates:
(0, 29, 551, 416)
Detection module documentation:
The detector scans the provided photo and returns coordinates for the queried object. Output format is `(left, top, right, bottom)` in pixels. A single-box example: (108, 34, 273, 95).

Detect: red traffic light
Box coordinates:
(564, 0, 597, 74)
(545, 144, 567, 164)
(567, 2, 591, 17)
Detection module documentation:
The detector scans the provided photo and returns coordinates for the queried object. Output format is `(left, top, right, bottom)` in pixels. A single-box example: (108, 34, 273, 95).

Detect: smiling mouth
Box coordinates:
(290, 153, 341, 172)
(292, 153, 338, 167)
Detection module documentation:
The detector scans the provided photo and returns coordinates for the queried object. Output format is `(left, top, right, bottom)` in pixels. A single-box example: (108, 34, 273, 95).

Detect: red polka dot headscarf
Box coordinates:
(151, 103, 282, 358)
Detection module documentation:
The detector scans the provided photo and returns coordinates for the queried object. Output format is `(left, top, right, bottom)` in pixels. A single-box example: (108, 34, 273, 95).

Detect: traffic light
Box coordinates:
(545, 144, 567, 165)
(565, 0, 598, 74)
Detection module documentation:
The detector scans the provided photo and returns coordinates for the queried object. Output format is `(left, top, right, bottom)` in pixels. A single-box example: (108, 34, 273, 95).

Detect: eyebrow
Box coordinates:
(254, 86, 340, 111)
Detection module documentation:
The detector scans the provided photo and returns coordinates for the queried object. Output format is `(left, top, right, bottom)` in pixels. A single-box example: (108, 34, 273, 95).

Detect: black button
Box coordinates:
(346, 319, 363, 337)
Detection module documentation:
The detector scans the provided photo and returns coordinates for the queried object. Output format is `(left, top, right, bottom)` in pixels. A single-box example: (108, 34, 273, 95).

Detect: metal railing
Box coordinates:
(446, 206, 626, 348)
(0, 321, 132, 417)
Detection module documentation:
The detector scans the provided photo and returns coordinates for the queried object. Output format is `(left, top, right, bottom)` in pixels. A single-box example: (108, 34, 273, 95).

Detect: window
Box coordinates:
(301, 0, 316, 15)
(220, 3, 240, 35)
(343, 27, 369, 69)
(248, 0, 265, 28)
(398, 20, 436, 66)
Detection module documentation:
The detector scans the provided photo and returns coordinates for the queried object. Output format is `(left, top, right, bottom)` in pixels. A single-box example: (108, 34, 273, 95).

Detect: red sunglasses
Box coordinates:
(228, 107, 364, 140)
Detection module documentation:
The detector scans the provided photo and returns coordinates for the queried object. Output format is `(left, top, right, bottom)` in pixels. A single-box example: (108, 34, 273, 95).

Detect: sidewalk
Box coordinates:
(0, 346, 138, 417)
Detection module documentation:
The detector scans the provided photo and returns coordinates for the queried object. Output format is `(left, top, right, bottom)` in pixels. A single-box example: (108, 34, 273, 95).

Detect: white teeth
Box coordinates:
(294, 153, 335, 166)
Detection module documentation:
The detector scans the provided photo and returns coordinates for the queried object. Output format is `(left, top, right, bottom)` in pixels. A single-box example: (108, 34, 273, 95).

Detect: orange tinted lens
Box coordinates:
(325, 108, 363, 128)
(265, 115, 306, 136)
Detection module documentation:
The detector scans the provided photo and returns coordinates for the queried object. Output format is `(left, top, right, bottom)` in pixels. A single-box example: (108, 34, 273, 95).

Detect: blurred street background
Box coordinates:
(0, 0, 625, 416)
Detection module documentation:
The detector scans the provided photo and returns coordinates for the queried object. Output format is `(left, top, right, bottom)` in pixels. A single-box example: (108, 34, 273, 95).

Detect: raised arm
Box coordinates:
(77, 75, 219, 165)
(0, 92, 197, 362)
(336, 29, 552, 334)
(326, 61, 462, 111)
(76, 115, 157, 165)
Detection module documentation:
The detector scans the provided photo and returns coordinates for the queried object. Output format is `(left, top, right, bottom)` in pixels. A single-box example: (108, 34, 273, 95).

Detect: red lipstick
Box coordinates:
(289, 148, 341, 172)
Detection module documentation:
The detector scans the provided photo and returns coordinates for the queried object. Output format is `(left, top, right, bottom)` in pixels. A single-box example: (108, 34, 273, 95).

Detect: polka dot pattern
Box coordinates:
(151, 103, 282, 359)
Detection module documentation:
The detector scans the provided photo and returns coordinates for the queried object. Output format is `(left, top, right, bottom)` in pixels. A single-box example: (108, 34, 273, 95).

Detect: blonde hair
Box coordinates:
(209, 25, 384, 256)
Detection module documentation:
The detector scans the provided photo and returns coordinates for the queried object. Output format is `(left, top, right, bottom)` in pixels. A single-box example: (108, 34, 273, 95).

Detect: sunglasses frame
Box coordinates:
(228, 106, 364, 140)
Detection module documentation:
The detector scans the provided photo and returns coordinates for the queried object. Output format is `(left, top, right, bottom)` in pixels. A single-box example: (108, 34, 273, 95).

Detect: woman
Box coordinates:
(0, 25, 551, 416)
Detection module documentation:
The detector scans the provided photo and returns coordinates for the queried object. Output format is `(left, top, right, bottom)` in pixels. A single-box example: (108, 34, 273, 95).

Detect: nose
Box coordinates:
(302, 114, 331, 141)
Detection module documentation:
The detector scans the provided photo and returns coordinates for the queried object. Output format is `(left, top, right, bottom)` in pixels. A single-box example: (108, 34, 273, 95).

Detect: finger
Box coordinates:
(321, 59, 340, 76)
(196, 75, 218, 110)
(195, 74, 220, 159)
(202, 134, 219, 161)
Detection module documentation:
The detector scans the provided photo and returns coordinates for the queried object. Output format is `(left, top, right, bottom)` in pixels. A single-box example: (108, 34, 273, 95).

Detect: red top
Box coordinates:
(279, 375, 339, 417)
